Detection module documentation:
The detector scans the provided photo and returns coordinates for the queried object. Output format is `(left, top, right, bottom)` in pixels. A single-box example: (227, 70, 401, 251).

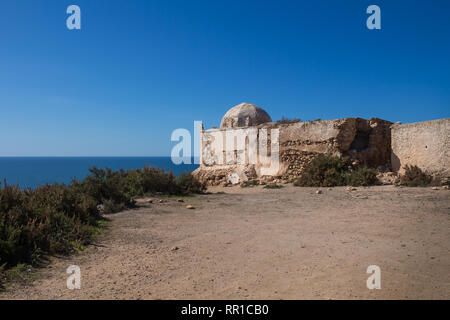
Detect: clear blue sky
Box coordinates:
(0, 0, 449, 156)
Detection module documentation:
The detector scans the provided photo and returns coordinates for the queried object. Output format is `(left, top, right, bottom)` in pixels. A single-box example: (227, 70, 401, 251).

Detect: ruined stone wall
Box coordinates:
(391, 118, 450, 178)
(194, 117, 393, 185)
(278, 118, 392, 180)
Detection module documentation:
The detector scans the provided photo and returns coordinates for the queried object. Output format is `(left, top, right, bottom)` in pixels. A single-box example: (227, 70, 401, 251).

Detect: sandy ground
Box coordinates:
(1, 185, 449, 300)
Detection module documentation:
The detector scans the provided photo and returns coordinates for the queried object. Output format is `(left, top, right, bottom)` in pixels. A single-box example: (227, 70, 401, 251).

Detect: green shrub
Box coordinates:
(399, 165, 433, 187)
(240, 180, 259, 188)
(71, 167, 205, 213)
(345, 167, 378, 187)
(294, 154, 350, 187)
(71, 167, 136, 212)
(175, 172, 206, 194)
(294, 154, 379, 187)
(0, 263, 35, 286)
(0, 182, 102, 270)
(263, 184, 283, 189)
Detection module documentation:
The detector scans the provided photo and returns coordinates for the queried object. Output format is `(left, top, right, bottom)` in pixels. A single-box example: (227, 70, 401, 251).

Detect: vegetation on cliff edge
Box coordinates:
(0, 166, 205, 288)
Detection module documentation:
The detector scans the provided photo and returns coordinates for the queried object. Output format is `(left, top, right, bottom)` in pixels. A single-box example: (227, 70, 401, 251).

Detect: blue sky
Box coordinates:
(0, 0, 449, 156)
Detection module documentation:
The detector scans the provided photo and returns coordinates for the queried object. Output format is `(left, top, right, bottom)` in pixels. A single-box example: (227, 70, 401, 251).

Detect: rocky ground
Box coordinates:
(1, 185, 449, 300)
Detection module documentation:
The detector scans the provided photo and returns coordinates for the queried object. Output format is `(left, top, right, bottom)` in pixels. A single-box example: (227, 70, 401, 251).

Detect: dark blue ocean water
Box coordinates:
(0, 157, 199, 189)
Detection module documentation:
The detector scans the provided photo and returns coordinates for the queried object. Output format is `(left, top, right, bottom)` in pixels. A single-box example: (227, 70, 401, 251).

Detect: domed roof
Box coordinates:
(220, 103, 272, 129)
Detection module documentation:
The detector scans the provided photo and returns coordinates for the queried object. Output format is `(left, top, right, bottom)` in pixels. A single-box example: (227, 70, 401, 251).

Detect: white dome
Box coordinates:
(220, 103, 272, 129)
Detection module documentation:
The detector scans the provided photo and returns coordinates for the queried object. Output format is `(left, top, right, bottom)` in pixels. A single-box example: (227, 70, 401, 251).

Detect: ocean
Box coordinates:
(0, 157, 199, 189)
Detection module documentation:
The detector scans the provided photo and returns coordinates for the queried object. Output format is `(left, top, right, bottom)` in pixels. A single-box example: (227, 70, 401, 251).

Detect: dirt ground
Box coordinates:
(1, 185, 449, 300)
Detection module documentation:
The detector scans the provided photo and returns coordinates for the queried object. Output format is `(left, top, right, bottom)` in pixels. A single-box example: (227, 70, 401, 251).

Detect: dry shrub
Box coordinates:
(399, 165, 433, 187)
(294, 154, 349, 187)
(276, 116, 301, 124)
(294, 154, 379, 187)
(263, 184, 283, 189)
(346, 167, 379, 187)
(241, 180, 259, 188)
(0, 167, 204, 287)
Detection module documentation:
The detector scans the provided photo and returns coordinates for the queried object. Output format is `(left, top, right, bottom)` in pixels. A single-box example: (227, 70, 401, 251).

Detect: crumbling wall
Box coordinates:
(391, 118, 450, 178)
(194, 117, 393, 186)
(343, 118, 392, 169)
(278, 119, 343, 180)
(194, 125, 279, 185)
(278, 118, 392, 180)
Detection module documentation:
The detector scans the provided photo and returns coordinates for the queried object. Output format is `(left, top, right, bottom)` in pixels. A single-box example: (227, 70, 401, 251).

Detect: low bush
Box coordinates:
(276, 116, 301, 125)
(345, 167, 379, 187)
(175, 172, 207, 194)
(399, 165, 433, 187)
(240, 180, 259, 188)
(0, 166, 204, 287)
(294, 154, 350, 187)
(263, 184, 283, 189)
(294, 154, 379, 187)
(71, 167, 205, 213)
(0, 182, 102, 271)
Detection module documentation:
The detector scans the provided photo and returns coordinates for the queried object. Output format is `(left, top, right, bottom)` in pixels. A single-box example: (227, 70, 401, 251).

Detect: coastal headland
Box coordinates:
(2, 184, 448, 300)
